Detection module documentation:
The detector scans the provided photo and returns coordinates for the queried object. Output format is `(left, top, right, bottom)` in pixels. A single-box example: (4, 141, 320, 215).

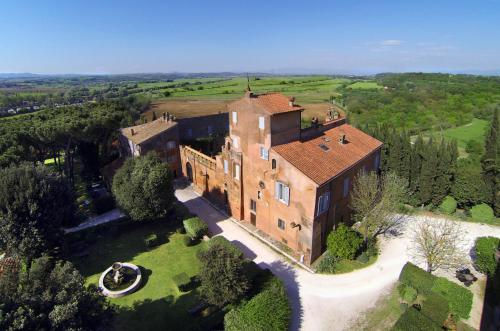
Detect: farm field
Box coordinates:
(347, 81, 383, 90)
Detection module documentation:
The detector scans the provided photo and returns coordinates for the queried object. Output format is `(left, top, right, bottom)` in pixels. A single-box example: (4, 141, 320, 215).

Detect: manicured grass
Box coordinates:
(347, 81, 383, 90)
(333, 255, 378, 274)
(72, 220, 208, 330)
(443, 118, 489, 149)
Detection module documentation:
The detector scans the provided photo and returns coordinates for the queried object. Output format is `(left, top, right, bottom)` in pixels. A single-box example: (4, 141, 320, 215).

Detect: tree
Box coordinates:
(481, 108, 499, 216)
(0, 163, 75, 263)
(112, 152, 175, 221)
(0, 256, 113, 330)
(350, 171, 407, 245)
(198, 242, 249, 307)
(451, 159, 489, 208)
(410, 218, 465, 273)
(327, 224, 363, 260)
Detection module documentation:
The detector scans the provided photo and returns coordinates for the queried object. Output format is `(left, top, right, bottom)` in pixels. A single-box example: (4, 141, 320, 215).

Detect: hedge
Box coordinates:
(420, 292, 450, 326)
(208, 236, 243, 258)
(470, 203, 495, 222)
(439, 196, 457, 215)
(172, 272, 191, 292)
(399, 262, 435, 295)
(144, 233, 159, 247)
(224, 277, 291, 331)
(183, 217, 208, 239)
(431, 278, 473, 319)
(392, 307, 442, 331)
(399, 284, 417, 304)
(474, 236, 500, 275)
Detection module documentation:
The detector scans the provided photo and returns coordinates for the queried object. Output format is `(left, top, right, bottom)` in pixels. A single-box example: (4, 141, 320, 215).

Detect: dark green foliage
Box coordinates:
(481, 108, 499, 216)
(465, 139, 484, 158)
(470, 203, 495, 222)
(172, 272, 191, 292)
(183, 235, 194, 247)
(399, 262, 435, 295)
(431, 278, 473, 319)
(224, 277, 291, 331)
(183, 217, 209, 240)
(208, 236, 243, 258)
(420, 292, 450, 325)
(317, 252, 339, 273)
(112, 152, 175, 221)
(392, 307, 442, 331)
(0, 163, 75, 262)
(399, 285, 417, 304)
(326, 224, 363, 260)
(451, 159, 490, 208)
(144, 233, 158, 248)
(474, 236, 500, 275)
(0, 256, 113, 331)
(439, 196, 457, 214)
(198, 242, 249, 307)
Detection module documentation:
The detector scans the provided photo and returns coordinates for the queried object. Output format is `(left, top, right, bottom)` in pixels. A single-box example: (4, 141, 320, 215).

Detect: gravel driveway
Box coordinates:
(175, 186, 500, 331)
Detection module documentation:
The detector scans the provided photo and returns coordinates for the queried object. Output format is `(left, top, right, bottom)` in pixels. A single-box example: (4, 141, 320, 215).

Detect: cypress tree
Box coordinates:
(419, 138, 438, 205)
(481, 108, 500, 216)
(432, 139, 452, 205)
(409, 135, 424, 197)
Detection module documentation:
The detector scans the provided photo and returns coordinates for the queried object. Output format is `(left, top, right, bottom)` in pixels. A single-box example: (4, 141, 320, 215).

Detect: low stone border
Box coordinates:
(98, 262, 142, 298)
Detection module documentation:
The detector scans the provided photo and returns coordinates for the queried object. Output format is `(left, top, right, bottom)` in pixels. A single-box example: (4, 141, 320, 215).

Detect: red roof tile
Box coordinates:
(253, 93, 304, 114)
(272, 124, 383, 186)
(121, 118, 177, 144)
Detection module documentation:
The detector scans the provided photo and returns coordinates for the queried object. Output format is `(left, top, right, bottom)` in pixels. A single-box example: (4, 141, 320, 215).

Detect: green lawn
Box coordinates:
(333, 255, 378, 274)
(72, 221, 209, 330)
(347, 81, 383, 90)
(443, 118, 489, 149)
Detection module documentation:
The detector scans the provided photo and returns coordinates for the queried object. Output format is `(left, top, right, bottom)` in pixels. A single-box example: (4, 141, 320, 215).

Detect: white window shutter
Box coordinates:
(224, 160, 228, 174)
(275, 182, 280, 200)
(284, 186, 290, 205)
(259, 116, 265, 129)
(232, 111, 238, 124)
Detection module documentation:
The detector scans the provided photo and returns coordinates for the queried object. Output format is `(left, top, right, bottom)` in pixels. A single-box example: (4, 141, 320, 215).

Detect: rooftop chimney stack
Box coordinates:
(162, 112, 166, 121)
(339, 134, 346, 144)
(130, 128, 135, 136)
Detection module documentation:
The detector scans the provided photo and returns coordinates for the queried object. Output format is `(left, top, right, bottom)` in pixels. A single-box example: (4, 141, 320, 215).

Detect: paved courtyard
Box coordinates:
(175, 185, 500, 331)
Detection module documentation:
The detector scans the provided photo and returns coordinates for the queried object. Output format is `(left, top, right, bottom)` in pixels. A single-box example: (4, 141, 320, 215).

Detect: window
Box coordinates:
(207, 125, 213, 134)
(250, 199, 256, 213)
(272, 159, 277, 170)
(232, 136, 239, 149)
(275, 181, 290, 205)
(234, 164, 240, 181)
(374, 152, 380, 169)
(187, 128, 193, 138)
(167, 141, 176, 150)
(259, 145, 269, 160)
(232, 111, 238, 124)
(167, 155, 176, 163)
(278, 218, 285, 230)
(343, 177, 350, 198)
(317, 191, 331, 215)
(223, 160, 228, 174)
(258, 116, 265, 129)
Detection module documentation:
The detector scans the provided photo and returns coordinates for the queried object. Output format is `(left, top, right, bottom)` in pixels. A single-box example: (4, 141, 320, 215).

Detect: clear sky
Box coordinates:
(1, 0, 499, 74)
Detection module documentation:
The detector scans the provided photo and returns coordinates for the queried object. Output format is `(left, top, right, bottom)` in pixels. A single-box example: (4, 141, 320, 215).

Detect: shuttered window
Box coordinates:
(234, 164, 240, 181)
(317, 191, 331, 215)
(343, 177, 350, 198)
(275, 181, 290, 205)
(259, 116, 265, 129)
(259, 146, 269, 160)
(223, 160, 228, 174)
(232, 111, 238, 124)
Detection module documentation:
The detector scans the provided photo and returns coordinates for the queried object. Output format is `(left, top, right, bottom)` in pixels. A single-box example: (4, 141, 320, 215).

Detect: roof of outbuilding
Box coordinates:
(271, 124, 383, 186)
(121, 119, 177, 145)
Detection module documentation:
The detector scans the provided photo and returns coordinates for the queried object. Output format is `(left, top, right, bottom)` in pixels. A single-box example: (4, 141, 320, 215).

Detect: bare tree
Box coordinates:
(350, 171, 407, 244)
(410, 218, 466, 273)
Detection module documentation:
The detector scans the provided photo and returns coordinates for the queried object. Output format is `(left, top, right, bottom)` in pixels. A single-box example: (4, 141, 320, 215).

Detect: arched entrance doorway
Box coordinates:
(186, 162, 193, 182)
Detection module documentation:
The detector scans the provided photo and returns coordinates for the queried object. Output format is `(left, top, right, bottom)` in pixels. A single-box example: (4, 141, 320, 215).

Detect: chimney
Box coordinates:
(162, 112, 166, 121)
(130, 128, 135, 136)
(288, 97, 295, 107)
(339, 134, 346, 144)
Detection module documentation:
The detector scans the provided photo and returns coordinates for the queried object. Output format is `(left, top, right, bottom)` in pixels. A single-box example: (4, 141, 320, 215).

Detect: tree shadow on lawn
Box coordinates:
(258, 260, 303, 331)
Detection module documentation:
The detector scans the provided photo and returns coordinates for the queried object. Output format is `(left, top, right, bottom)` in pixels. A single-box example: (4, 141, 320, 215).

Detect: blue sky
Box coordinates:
(1, 0, 499, 74)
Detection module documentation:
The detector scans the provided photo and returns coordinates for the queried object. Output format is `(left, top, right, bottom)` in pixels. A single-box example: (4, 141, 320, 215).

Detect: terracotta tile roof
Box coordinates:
(229, 92, 304, 114)
(121, 119, 177, 145)
(272, 124, 383, 186)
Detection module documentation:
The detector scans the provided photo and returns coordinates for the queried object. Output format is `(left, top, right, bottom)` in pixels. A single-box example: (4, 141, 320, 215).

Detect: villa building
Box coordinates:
(118, 91, 382, 265)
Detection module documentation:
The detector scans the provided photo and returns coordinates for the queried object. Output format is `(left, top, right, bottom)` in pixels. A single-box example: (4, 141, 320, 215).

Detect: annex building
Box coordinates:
(118, 91, 382, 265)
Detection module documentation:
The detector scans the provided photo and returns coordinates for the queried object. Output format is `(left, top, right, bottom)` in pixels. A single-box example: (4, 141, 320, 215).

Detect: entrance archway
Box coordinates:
(186, 162, 193, 182)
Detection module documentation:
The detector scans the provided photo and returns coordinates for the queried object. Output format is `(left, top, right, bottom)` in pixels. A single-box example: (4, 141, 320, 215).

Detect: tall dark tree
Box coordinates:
(0, 256, 113, 330)
(481, 108, 500, 216)
(409, 135, 425, 197)
(0, 164, 75, 263)
(418, 139, 439, 205)
(451, 159, 490, 208)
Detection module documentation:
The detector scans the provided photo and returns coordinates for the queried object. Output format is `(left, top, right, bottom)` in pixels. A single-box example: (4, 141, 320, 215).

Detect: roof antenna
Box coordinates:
(246, 73, 251, 91)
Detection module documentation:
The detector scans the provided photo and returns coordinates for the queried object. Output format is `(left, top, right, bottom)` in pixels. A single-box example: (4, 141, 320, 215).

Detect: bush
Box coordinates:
(399, 285, 418, 304)
(183, 217, 208, 240)
(356, 252, 369, 263)
(431, 277, 473, 319)
(183, 235, 194, 247)
(144, 233, 158, 247)
(470, 203, 495, 222)
(439, 196, 457, 215)
(208, 236, 243, 258)
(326, 224, 363, 260)
(172, 272, 191, 292)
(399, 262, 435, 295)
(316, 252, 339, 274)
(392, 307, 442, 331)
(420, 292, 450, 326)
(224, 277, 291, 331)
(474, 236, 500, 275)
(92, 195, 115, 214)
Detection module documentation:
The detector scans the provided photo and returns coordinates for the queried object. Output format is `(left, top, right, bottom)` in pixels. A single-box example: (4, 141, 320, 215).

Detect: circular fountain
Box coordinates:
(98, 262, 142, 298)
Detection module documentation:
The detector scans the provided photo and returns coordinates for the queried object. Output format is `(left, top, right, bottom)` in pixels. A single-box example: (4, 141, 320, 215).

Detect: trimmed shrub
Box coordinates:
(399, 285, 417, 304)
(399, 262, 435, 295)
(431, 278, 473, 319)
(183, 217, 208, 239)
(439, 196, 457, 215)
(470, 203, 495, 222)
(172, 272, 191, 292)
(224, 277, 291, 331)
(144, 233, 158, 248)
(317, 252, 339, 274)
(326, 224, 363, 260)
(392, 307, 442, 331)
(474, 236, 500, 275)
(420, 292, 450, 326)
(183, 235, 194, 247)
(208, 236, 243, 258)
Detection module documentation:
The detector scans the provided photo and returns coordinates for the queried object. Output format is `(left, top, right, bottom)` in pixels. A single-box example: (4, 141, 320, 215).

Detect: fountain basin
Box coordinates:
(98, 262, 142, 298)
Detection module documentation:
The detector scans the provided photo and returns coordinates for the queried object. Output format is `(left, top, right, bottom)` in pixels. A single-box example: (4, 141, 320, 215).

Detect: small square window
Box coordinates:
(278, 218, 285, 230)
(259, 146, 269, 160)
